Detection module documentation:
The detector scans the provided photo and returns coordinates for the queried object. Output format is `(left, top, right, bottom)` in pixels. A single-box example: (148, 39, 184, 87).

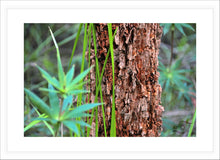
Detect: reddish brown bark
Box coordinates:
(87, 23, 164, 137)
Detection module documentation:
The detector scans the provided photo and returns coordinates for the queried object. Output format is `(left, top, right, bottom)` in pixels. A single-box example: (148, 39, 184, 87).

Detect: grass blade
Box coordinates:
(68, 23, 83, 70)
(77, 23, 88, 106)
(188, 109, 196, 137)
(87, 25, 118, 137)
(108, 23, 116, 137)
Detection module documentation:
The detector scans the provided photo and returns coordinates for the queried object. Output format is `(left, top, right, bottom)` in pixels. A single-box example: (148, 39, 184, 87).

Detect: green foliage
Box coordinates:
(159, 23, 196, 137)
(24, 27, 101, 136)
(108, 23, 116, 137)
(159, 59, 191, 92)
(87, 24, 118, 137)
(188, 109, 196, 137)
(160, 23, 195, 36)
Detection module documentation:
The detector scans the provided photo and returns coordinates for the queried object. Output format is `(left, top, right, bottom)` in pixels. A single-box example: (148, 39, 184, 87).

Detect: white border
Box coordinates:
(1, 0, 219, 159)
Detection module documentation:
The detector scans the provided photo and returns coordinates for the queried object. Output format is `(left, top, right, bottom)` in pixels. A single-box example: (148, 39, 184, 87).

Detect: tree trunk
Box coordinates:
(87, 23, 164, 137)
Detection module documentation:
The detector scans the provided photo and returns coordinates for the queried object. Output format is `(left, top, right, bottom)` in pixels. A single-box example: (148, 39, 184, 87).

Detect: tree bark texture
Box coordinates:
(86, 23, 164, 137)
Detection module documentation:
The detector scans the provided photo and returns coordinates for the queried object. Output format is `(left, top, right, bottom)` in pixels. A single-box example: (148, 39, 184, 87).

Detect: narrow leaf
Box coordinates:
(63, 121, 80, 136)
(162, 23, 172, 35)
(75, 120, 91, 128)
(36, 65, 61, 90)
(188, 109, 196, 137)
(66, 80, 89, 92)
(24, 88, 52, 118)
(66, 66, 93, 91)
(61, 112, 91, 121)
(24, 119, 41, 132)
(175, 24, 186, 36)
(108, 23, 116, 137)
(66, 65, 75, 87)
(39, 88, 60, 93)
(68, 23, 83, 69)
(48, 84, 60, 119)
(48, 26, 65, 88)
(65, 103, 101, 119)
(34, 107, 55, 136)
(62, 95, 72, 112)
(181, 23, 195, 32)
(69, 90, 90, 95)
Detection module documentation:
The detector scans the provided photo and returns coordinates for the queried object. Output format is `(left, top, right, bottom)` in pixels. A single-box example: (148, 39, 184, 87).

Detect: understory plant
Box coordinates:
(24, 27, 101, 137)
(159, 23, 196, 137)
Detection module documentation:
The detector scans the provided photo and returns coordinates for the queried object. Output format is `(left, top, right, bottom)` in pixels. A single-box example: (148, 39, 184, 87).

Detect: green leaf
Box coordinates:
(69, 90, 90, 95)
(61, 112, 91, 121)
(165, 79, 170, 91)
(75, 120, 91, 128)
(48, 84, 60, 119)
(162, 23, 172, 35)
(68, 23, 83, 70)
(24, 107, 55, 136)
(175, 24, 186, 36)
(181, 23, 195, 32)
(63, 121, 80, 136)
(108, 23, 116, 137)
(175, 75, 191, 83)
(65, 103, 101, 120)
(66, 80, 89, 91)
(66, 65, 75, 87)
(171, 59, 182, 70)
(24, 88, 52, 118)
(71, 113, 91, 118)
(176, 69, 192, 73)
(188, 109, 196, 137)
(39, 88, 60, 93)
(36, 65, 61, 90)
(34, 107, 55, 136)
(24, 119, 41, 132)
(48, 26, 65, 88)
(62, 95, 72, 112)
(30, 117, 51, 121)
(172, 78, 185, 89)
(66, 66, 93, 91)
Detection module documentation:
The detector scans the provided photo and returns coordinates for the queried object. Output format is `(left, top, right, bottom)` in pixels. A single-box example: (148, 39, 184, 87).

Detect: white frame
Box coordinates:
(0, 0, 219, 159)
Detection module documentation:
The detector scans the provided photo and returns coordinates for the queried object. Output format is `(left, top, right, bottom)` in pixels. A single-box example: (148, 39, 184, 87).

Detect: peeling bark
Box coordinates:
(86, 23, 164, 137)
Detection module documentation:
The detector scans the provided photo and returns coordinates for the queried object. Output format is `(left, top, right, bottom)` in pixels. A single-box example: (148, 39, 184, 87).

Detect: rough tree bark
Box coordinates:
(87, 23, 164, 137)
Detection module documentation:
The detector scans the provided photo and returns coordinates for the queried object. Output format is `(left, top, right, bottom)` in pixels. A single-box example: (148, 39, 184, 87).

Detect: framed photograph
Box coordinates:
(0, 0, 219, 159)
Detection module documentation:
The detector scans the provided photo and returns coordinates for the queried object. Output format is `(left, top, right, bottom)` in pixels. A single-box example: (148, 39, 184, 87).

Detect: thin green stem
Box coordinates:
(92, 24, 100, 137)
(68, 24, 83, 70)
(188, 109, 196, 137)
(77, 23, 88, 106)
(75, 23, 88, 137)
(86, 24, 92, 136)
(108, 23, 116, 137)
(87, 25, 118, 137)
